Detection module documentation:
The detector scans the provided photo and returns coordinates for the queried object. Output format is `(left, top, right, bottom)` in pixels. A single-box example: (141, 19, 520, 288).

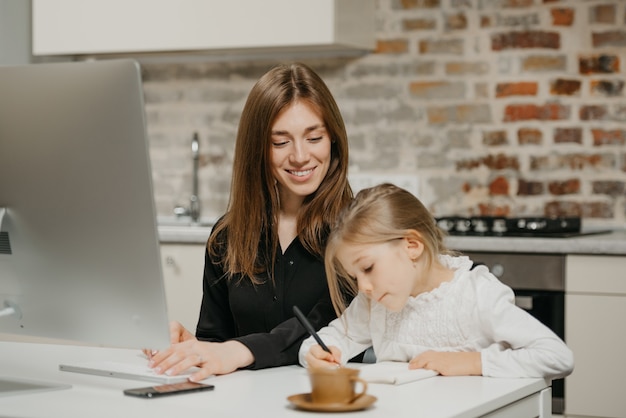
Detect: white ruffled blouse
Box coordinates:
(299, 255, 574, 380)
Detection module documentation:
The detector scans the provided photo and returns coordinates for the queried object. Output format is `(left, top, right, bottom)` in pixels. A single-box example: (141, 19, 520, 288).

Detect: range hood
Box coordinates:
(32, 0, 375, 61)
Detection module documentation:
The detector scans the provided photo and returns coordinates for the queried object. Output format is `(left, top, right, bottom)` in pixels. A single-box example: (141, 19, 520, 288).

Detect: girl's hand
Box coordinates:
(409, 350, 482, 376)
(305, 344, 342, 368)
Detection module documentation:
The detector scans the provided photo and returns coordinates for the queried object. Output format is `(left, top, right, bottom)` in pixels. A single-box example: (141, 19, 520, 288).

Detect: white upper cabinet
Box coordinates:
(32, 0, 375, 57)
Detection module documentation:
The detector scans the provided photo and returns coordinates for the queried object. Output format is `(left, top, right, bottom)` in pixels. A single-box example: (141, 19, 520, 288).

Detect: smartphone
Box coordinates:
(123, 381, 215, 398)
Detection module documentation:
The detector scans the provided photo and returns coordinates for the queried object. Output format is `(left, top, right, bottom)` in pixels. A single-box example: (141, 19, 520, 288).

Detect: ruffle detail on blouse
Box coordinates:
(382, 255, 476, 349)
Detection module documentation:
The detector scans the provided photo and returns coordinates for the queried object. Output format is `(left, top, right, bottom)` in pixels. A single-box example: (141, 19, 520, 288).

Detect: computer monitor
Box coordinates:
(0, 60, 171, 373)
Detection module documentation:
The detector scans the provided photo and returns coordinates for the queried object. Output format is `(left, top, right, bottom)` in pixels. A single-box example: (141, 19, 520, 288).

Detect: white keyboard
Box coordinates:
(59, 361, 199, 384)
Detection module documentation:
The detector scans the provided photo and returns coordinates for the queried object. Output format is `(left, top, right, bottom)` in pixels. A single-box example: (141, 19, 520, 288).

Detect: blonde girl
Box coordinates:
(300, 183, 574, 380)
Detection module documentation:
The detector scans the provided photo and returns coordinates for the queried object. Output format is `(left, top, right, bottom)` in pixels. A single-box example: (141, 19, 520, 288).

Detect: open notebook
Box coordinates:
(359, 361, 439, 385)
(59, 361, 201, 384)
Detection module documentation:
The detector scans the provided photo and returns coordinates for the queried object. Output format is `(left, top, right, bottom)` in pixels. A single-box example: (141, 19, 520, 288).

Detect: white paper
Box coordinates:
(359, 361, 439, 385)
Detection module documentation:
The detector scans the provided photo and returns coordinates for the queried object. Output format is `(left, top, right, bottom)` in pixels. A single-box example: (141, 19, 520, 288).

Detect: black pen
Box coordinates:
(292, 305, 333, 354)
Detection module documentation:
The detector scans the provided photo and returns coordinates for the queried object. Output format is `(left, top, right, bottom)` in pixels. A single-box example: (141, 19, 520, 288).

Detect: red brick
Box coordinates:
(548, 179, 580, 195)
(530, 155, 550, 170)
(592, 31, 626, 48)
(483, 130, 508, 146)
(554, 128, 582, 144)
(446, 62, 489, 75)
(522, 55, 566, 72)
(500, 0, 533, 6)
(445, 13, 467, 30)
(491, 31, 560, 51)
(591, 129, 626, 146)
(592, 181, 626, 196)
(490, 176, 509, 195)
(545, 201, 582, 218)
(518, 128, 543, 145)
(427, 104, 492, 125)
(427, 107, 448, 125)
(376, 39, 409, 54)
(409, 81, 465, 99)
(550, 78, 581, 95)
(477, 203, 511, 217)
(399, 0, 441, 8)
(457, 105, 492, 123)
(419, 39, 464, 55)
(480, 15, 492, 28)
(551, 8, 575, 26)
(403, 18, 437, 31)
(590, 5, 616, 24)
(590, 79, 625, 96)
(457, 153, 520, 171)
(580, 105, 608, 120)
(582, 201, 614, 218)
(531, 153, 614, 170)
(518, 179, 544, 195)
(504, 103, 570, 122)
(560, 153, 613, 169)
(496, 82, 538, 97)
(579, 54, 620, 74)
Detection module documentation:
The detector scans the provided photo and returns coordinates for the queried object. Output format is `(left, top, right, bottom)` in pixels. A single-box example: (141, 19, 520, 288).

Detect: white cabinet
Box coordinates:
(565, 255, 626, 418)
(32, 0, 375, 57)
(160, 244, 205, 332)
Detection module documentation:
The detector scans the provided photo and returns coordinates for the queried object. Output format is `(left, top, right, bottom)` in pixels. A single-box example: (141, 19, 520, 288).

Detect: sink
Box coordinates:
(157, 216, 215, 228)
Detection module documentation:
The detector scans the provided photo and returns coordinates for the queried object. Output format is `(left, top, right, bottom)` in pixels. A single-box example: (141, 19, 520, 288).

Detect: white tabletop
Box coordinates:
(0, 341, 549, 417)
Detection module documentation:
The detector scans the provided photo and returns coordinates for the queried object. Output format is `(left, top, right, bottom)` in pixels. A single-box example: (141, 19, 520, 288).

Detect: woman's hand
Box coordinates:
(142, 321, 195, 360)
(305, 344, 342, 368)
(409, 350, 482, 376)
(145, 321, 254, 381)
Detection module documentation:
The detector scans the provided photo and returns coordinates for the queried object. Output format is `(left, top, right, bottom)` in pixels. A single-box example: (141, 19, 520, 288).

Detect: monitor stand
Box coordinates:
(0, 377, 71, 397)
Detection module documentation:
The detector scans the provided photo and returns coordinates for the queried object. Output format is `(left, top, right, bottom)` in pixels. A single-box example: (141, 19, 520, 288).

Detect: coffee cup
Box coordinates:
(307, 366, 368, 404)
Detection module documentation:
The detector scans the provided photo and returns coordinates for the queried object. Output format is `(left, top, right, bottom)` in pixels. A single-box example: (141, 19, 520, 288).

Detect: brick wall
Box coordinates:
(143, 0, 626, 228)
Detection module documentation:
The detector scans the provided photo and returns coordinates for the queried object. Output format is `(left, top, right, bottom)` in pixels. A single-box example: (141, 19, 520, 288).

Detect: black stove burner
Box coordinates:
(436, 216, 585, 237)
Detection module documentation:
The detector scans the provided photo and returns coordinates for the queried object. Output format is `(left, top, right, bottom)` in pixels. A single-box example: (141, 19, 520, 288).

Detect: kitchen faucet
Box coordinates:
(189, 131, 201, 223)
(174, 132, 201, 223)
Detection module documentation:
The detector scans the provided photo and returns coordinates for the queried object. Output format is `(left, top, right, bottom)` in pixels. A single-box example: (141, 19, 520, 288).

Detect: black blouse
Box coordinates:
(195, 231, 337, 370)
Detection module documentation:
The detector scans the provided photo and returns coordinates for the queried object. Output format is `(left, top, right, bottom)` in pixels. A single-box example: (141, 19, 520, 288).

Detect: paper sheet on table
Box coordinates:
(359, 361, 439, 385)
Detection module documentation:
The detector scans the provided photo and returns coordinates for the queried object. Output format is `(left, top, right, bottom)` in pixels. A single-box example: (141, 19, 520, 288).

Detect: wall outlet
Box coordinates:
(348, 173, 420, 197)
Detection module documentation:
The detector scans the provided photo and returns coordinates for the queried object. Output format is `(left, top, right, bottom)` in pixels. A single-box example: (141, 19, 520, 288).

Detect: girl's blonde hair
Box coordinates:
(325, 183, 453, 315)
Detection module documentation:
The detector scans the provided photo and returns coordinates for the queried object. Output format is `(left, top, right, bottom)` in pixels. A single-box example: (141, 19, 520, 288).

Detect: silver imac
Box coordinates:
(0, 60, 171, 393)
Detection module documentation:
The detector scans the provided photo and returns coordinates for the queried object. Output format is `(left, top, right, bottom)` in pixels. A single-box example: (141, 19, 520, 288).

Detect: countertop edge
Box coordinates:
(444, 230, 626, 255)
(158, 226, 626, 256)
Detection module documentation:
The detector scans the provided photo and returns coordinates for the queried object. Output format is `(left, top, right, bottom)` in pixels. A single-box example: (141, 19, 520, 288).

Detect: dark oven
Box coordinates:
(463, 251, 566, 414)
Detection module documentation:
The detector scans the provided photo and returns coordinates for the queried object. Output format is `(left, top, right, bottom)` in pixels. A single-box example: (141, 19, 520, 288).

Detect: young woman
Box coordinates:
(300, 183, 574, 381)
(148, 63, 353, 382)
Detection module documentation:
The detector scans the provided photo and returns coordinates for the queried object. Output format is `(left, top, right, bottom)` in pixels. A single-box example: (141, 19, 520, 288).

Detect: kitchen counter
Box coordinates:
(445, 229, 626, 255)
(158, 225, 212, 244)
(158, 225, 626, 256)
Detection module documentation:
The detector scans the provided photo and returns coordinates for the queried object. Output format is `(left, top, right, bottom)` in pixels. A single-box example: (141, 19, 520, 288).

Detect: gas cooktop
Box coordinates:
(436, 216, 611, 238)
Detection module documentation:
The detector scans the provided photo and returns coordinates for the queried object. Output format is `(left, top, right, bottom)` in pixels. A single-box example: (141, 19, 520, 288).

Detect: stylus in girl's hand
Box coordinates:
(292, 305, 333, 354)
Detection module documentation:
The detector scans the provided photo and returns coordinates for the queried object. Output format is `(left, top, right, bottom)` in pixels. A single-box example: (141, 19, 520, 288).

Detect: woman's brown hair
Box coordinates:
(324, 183, 454, 315)
(208, 62, 352, 284)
